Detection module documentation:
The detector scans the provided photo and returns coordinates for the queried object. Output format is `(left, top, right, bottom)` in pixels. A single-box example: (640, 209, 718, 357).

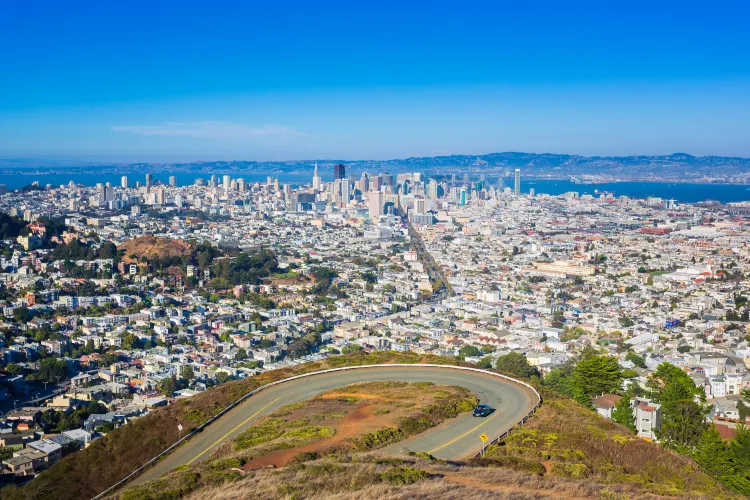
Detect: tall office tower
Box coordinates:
(333, 163, 346, 180)
(121, 176, 129, 189)
(237, 178, 246, 192)
(529, 188, 535, 197)
(427, 179, 439, 199)
(414, 172, 423, 183)
(332, 179, 342, 201)
(380, 173, 393, 187)
(223, 175, 231, 191)
(155, 189, 166, 205)
(341, 180, 350, 203)
(312, 163, 321, 190)
(273, 178, 280, 193)
(169, 176, 177, 187)
(359, 172, 369, 192)
(145, 173, 153, 187)
(368, 191, 384, 218)
(514, 169, 521, 195)
(415, 197, 426, 214)
(371, 175, 381, 192)
(104, 187, 114, 202)
(210, 175, 217, 187)
(460, 188, 467, 206)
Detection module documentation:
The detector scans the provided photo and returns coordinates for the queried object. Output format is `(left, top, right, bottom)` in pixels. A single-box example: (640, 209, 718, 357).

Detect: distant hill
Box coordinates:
(3, 152, 750, 180)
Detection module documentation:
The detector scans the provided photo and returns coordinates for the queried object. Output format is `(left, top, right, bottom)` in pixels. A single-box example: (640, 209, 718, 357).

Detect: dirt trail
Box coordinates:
(243, 403, 392, 469)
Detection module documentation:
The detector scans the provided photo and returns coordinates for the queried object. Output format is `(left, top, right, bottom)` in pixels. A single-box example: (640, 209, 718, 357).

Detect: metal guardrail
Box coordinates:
(92, 363, 541, 499)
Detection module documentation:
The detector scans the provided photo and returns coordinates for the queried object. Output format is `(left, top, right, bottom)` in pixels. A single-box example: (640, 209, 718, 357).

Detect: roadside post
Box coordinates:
(480, 433, 488, 456)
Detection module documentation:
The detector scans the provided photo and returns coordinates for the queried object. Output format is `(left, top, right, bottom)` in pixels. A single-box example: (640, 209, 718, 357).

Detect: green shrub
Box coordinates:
(398, 416, 434, 435)
(354, 427, 404, 450)
(379, 467, 429, 486)
(285, 426, 335, 441)
(233, 419, 283, 450)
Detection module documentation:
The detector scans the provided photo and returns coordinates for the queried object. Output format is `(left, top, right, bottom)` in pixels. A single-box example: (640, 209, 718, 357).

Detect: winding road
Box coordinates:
(130, 365, 538, 487)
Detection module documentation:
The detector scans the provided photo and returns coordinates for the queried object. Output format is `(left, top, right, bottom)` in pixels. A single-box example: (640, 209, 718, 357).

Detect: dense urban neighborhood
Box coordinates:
(1, 167, 750, 496)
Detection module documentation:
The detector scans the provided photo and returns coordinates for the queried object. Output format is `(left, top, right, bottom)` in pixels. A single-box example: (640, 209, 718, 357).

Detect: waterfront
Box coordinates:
(1, 170, 750, 203)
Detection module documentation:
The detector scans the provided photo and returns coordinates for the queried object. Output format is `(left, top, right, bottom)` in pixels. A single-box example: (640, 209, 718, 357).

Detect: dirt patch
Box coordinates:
(243, 403, 393, 469)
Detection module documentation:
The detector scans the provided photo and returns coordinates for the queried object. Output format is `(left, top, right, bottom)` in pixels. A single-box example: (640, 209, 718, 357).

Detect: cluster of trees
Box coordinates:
(207, 249, 278, 288)
(542, 347, 625, 407)
(41, 402, 108, 432)
(51, 240, 119, 262)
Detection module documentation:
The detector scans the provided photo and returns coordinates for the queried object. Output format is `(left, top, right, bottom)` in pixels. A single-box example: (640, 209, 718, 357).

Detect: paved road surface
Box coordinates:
(132, 366, 536, 486)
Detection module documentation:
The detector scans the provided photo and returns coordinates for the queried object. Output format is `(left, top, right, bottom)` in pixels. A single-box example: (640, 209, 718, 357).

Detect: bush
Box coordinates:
(233, 419, 283, 450)
(471, 456, 546, 475)
(379, 467, 429, 486)
(284, 426, 335, 441)
(398, 416, 434, 436)
(354, 427, 404, 450)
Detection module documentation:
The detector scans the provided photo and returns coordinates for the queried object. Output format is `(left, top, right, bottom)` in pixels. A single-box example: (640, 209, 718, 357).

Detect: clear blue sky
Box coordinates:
(1, 1, 749, 162)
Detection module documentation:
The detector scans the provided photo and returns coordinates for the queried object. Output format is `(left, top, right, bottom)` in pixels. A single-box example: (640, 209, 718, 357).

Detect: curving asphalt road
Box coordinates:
(131, 366, 537, 487)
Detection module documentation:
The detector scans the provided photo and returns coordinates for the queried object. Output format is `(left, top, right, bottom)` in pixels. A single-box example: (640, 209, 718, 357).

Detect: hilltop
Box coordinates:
(1, 352, 734, 500)
(119, 235, 193, 264)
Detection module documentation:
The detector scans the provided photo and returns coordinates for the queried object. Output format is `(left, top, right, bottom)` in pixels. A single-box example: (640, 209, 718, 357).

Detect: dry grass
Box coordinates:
(119, 235, 193, 263)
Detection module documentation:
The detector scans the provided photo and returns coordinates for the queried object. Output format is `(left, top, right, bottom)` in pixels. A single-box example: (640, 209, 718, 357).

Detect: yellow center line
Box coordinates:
(428, 406, 506, 454)
(186, 395, 284, 465)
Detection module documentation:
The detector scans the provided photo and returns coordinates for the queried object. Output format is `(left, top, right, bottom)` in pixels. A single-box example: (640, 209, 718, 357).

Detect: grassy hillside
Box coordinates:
(138, 396, 734, 500)
(2, 351, 735, 499)
(118, 381, 477, 499)
(1, 351, 459, 500)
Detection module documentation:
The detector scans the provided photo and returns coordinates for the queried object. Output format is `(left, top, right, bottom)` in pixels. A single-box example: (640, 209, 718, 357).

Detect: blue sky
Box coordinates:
(1, 1, 749, 162)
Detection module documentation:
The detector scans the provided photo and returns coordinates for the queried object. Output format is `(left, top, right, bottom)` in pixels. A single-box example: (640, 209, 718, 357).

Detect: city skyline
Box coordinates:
(1, 2, 749, 161)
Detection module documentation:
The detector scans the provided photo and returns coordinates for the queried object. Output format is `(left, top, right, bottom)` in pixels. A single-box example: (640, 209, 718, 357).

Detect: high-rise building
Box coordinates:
(415, 197, 426, 214)
(223, 175, 231, 191)
(368, 191, 384, 218)
(460, 188, 467, 206)
(514, 169, 521, 195)
(121, 176, 129, 189)
(427, 179, 439, 199)
(237, 178, 246, 192)
(359, 172, 369, 192)
(145, 173, 153, 187)
(169, 176, 177, 187)
(341, 180, 350, 203)
(334, 163, 346, 180)
(312, 163, 321, 190)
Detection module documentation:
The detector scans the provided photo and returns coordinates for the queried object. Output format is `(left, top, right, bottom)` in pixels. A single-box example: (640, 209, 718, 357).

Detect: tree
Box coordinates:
(611, 395, 636, 432)
(625, 351, 646, 368)
(658, 400, 707, 452)
(215, 371, 231, 385)
(13, 306, 32, 323)
(572, 355, 623, 397)
(693, 425, 734, 479)
(495, 352, 539, 379)
(234, 348, 248, 361)
(5, 363, 23, 375)
(181, 365, 194, 382)
(730, 424, 750, 479)
(477, 356, 493, 369)
(459, 345, 481, 358)
(158, 376, 177, 396)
